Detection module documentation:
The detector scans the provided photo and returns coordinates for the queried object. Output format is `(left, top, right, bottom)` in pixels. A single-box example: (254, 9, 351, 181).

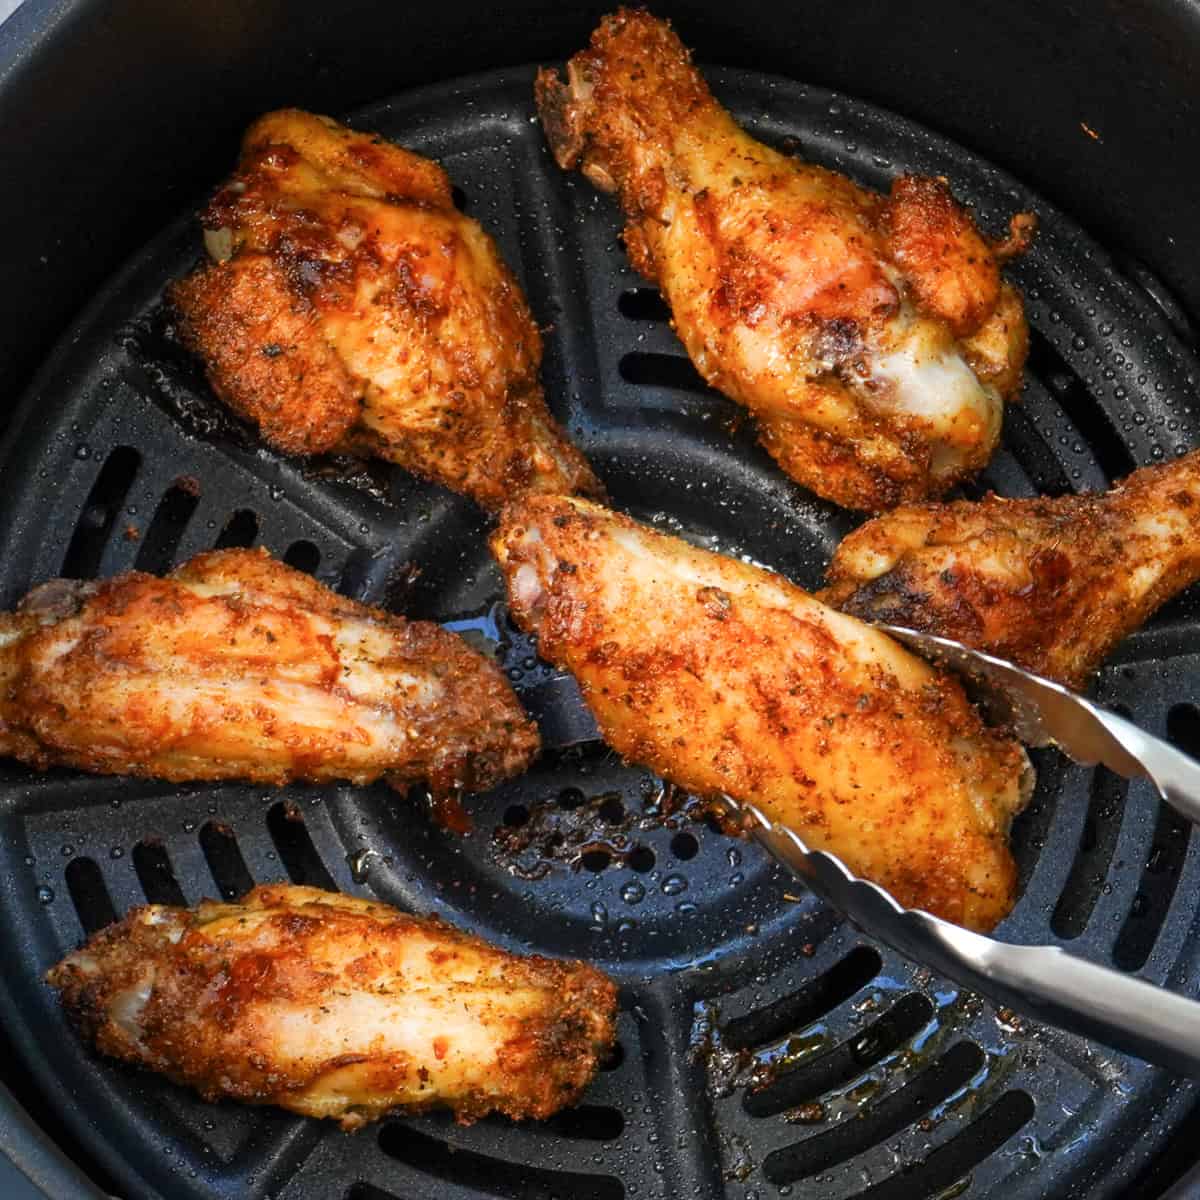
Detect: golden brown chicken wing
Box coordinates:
(47, 884, 617, 1128)
(492, 496, 1031, 931)
(536, 11, 1035, 511)
(0, 548, 537, 793)
(171, 109, 600, 510)
(822, 450, 1200, 689)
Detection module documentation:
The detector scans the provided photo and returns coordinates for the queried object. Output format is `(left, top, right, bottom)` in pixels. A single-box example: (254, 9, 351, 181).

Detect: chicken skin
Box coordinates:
(822, 449, 1200, 690)
(492, 496, 1031, 931)
(537, 11, 1035, 511)
(0, 548, 537, 793)
(47, 884, 617, 1128)
(171, 109, 599, 511)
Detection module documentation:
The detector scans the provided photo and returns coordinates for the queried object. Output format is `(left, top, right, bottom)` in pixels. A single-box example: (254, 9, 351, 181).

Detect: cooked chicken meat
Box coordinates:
(0, 548, 537, 793)
(822, 449, 1200, 689)
(47, 884, 617, 1128)
(492, 496, 1031, 931)
(171, 109, 600, 510)
(537, 10, 1035, 511)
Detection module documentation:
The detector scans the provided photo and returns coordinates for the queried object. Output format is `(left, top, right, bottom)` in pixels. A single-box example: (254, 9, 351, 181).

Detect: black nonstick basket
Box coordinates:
(2, 4, 1200, 1199)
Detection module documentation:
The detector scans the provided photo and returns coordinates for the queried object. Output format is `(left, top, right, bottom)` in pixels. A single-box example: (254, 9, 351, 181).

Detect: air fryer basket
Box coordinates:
(2, 29, 1200, 1200)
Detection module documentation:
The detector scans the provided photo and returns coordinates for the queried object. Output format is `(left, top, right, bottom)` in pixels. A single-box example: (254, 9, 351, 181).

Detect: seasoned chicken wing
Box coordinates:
(537, 11, 1035, 510)
(0, 548, 537, 793)
(823, 450, 1200, 689)
(171, 109, 600, 510)
(47, 884, 617, 1128)
(492, 496, 1031, 931)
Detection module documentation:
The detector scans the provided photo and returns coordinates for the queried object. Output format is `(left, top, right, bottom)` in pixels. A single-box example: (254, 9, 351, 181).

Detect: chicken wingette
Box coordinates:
(171, 109, 600, 511)
(0, 548, 537, 793)
(537, 10, 1034, 511)
(47, 884, 617, 1128)
(822, 449, 1200, 690)
(492, 496, 1031, 931)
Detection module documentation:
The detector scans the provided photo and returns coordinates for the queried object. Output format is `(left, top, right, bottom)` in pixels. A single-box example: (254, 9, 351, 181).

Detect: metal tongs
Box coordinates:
(721, 625, 1200, 1078)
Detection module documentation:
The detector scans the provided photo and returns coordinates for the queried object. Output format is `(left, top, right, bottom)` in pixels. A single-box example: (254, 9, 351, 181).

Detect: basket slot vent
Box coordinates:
(132, 839, 187, 906)
(60, 446, 142, 579)
(346, 1187, 414, 1200)
(850, 1089, 1035, 1200)
(618, 288, 671, 322)
(133, 479, 200, 574)
(377, 1124, 624, 1200)
(722, 946, 882, 1052)
(213, 508, 259, 550)
(618, 352, 719, 398)
(762, 1040, 986, 1185)
(541, 1104, 625, 1141)
(1052, 766, 1130, 939)
(64, 857, 117, 935)
(744, 993, 934, 1118)
(199, 821, 255, 900)
(283, 539, 322, 575)
(1026, 330, 1135, 483)
(266, 802, 337, 890)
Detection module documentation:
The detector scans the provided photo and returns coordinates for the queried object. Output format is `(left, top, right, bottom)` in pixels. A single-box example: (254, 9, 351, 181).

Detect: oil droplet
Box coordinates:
(347, 848, 377, 884)
(74, 444, 90, 459)
(676, 901, 698, 915)
(60, 844, 74, 857)
(182, 819, 196, 833)
(269, 485, 285, 501)
(22, 855, 34, 867)
(109, 847, 123, 859)
(727, 847, 742, 868)
(590, 901, 609, 927)
(661, 873, 688, 896)
(36, 885, 54, 904)
(616, 918, 637, 933)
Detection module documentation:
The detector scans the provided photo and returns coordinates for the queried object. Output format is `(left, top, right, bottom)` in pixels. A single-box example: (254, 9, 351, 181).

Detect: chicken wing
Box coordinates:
(0, 548, 537, 793)
(47, 884, 617, 1128)
(822, 449, 1200, 689)
(492, 496, 1031, 931)
(537, 11, 1034, 511)
(171, 109, 600, 511)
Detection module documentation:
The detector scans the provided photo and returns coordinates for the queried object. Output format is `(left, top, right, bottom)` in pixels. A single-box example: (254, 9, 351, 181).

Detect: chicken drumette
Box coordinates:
(171, 109, 600, 511)
(0, 548, 538, 793)
(48, 884, 617, 1128)
(493, 496, 1031, 931)
(537, 10, 1034, 511)
(822, 449, 1200, 689)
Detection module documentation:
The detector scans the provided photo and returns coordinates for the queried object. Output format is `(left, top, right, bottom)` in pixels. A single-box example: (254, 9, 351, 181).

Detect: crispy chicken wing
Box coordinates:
(492, 496, 1031, 931)
(171, 109, 599, 510)
(47, 884, 617, 1128)
(0, 548, 537, 793)
(822, 450, 1200, 689)
(537, 11, 1035, 510)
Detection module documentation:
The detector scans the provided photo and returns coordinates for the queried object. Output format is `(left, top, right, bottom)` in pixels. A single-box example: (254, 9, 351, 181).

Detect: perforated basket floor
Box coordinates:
(0, 65, 1199, 1200)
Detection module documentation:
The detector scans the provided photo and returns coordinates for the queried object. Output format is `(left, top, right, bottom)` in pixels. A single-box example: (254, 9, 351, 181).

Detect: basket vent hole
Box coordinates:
(670, 831, 699, 861)
(503, 804, 530, 828)
(618, 288, 671, 322)
(283, 539, 321, 574)
(1051, 765, 1129, 939)
(744, 992, 933, 1117)
(1167, 703, 1200, 758)
(64, 858, 117, 935)
(846, 1090, 1035, 1200)
(598, 794, 625, 824)
(134, 479, 200, 574)
(61, 446, 141, 579)
(266, 802, 337, 890)
(213, 508, 259, 550)
(626, 845, 655, 873)
(558, 787, 585, 810)
(132, 840, 187, 906)
(581, 848, 611, 873)
(763, 1040, 986, 1184)
(543, 1104, 625, 1141)
(1027, 330, 1136, 483)
(618, 352, 718, 398)
(199, 821, 255, 900)
(723, 945, 882, 1051)
(377, 1124, 624, 1200)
